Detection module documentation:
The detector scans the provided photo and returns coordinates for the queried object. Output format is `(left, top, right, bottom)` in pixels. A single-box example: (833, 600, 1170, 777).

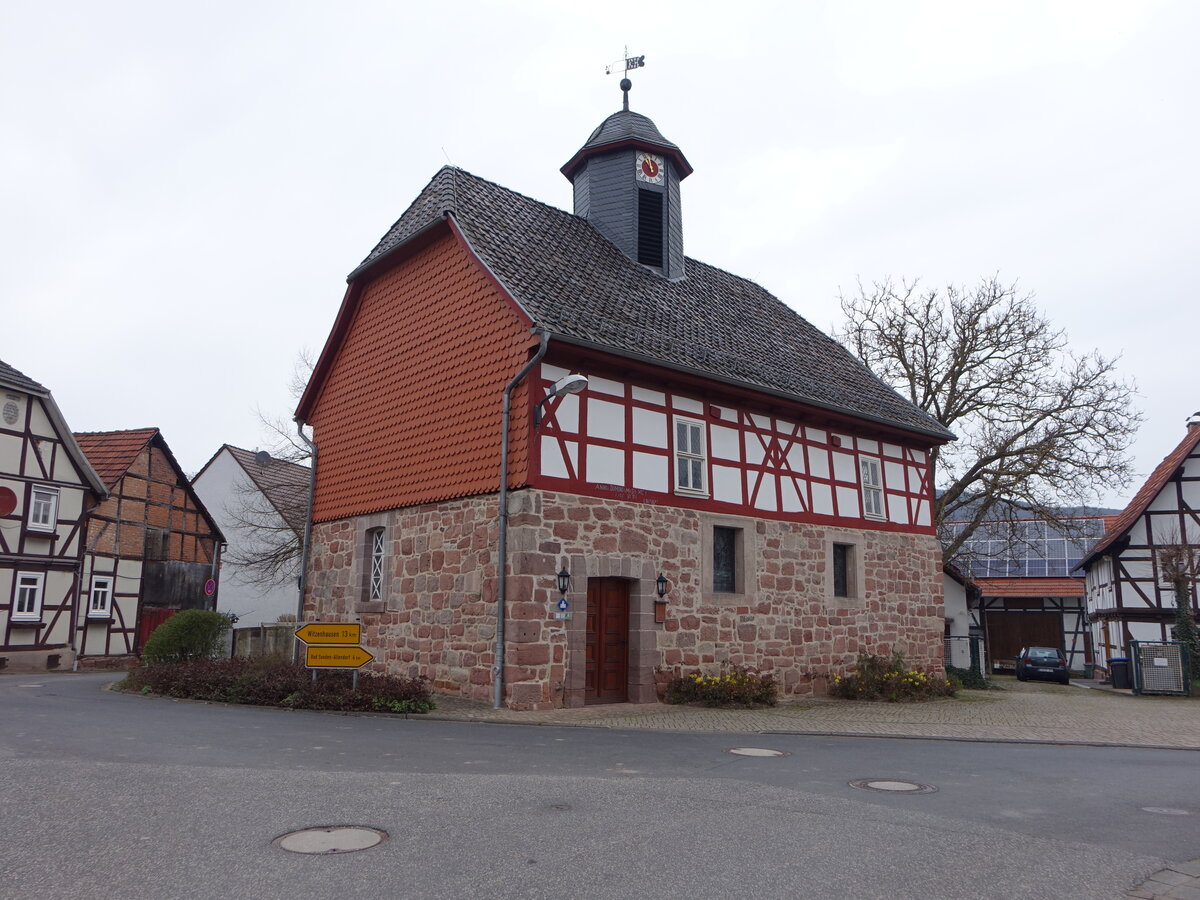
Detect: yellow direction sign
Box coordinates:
(295, 623, 362, 645)
(305, 645, 374, 669)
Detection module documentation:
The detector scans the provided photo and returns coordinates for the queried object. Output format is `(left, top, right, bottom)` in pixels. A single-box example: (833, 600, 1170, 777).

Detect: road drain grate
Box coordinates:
(274, 826, 388, 855)
(849, 779, 937, 794)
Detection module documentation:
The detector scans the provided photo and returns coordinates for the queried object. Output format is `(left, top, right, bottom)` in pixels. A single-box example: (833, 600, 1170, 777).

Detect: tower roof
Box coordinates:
(561, 110, 693, 180)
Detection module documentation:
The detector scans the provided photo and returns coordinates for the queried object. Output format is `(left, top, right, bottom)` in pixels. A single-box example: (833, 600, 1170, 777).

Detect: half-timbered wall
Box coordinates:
(534, 364, 934, 533)
(0, 389, 92, 669)
(1086, 438, 1200, 664)
(77, 443, 220, 660)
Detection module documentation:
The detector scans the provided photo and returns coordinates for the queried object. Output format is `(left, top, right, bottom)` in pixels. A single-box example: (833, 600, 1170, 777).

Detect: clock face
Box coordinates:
(636, 151, 664, 184)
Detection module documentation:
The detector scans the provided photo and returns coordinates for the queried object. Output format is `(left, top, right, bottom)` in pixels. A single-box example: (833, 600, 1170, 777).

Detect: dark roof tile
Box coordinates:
(358, 167, 953, 441)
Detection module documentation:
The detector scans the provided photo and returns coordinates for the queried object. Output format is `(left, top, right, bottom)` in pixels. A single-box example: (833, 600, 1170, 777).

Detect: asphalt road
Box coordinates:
(1, 674, 1196, 900)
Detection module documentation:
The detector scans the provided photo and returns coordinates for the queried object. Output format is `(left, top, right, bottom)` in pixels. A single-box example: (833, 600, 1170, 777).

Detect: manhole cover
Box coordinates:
(1142, 807, 1190, 816)
(728, 747, 787, 757)
(274, 826, 388, 855)
(849, 779, 937, 794)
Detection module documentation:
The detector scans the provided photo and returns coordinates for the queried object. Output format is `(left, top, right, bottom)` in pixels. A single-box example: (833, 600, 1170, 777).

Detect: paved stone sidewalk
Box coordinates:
(427, 678, 1200, 749)
(1127, 859, 1200, 899)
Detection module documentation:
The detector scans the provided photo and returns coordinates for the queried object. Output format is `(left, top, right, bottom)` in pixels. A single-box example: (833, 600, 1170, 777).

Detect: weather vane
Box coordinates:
(605, 46, 645, 111)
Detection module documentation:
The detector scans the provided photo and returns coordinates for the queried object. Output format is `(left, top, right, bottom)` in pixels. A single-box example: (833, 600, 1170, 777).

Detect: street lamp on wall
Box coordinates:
(535, 374, 588, 427)
(557, 567, 572, 596)
(655, 572, 669, 624)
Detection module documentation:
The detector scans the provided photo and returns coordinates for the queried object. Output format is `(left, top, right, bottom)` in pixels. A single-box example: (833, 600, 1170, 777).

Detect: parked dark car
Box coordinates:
(1015, 647, 1070, 685)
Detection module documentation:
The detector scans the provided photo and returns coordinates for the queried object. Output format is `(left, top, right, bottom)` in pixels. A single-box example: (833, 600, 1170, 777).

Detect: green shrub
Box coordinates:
(140, 610, 234, 664)
(118, 657, 434, 713)
(946, 665, 992, 690)
(830, 651, 956, 702)
(665, 664, 776, 707)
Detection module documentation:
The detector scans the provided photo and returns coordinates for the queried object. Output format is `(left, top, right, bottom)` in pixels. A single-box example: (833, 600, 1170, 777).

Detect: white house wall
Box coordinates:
(537, 364, 933, 532)
(192, 449, 300, 629)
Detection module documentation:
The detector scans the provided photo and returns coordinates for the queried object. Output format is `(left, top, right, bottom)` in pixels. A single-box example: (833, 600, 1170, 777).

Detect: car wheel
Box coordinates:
(1016, 671, 1026, 682)
(1060, 676, 1070, 686)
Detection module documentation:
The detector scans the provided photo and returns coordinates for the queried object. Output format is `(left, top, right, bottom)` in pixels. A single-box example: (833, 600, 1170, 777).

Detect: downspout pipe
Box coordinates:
(494, 328, 549, 708)
(294, 421, 318, 662)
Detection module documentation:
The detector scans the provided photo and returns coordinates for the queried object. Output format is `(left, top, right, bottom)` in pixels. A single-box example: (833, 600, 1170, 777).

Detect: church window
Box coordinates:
(674, 417, 707, 494)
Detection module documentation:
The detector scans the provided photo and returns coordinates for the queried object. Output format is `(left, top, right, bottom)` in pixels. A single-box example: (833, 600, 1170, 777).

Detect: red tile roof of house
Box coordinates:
(1081, 423, 1200, 567)
(73, 427, 158, 488)
(975, 577, 1084, 598)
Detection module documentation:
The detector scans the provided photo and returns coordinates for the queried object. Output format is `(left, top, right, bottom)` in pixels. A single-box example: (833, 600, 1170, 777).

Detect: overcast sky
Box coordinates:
(2, 1, 1196, 506)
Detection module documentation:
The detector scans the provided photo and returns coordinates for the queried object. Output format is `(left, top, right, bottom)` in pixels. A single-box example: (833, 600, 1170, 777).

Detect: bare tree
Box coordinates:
(837, 276, 1141, 562)
(1158, 541, 1200, 679)
(252, 349, 315, 464)
(221, 350, 314, 590)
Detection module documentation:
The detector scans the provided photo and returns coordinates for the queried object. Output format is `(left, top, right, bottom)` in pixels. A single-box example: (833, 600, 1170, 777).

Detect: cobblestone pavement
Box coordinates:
(427, 677, 1200, 749)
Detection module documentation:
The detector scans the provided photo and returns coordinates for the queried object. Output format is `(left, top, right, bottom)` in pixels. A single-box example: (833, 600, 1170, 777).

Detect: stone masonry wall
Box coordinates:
(306, 489, 945, 711)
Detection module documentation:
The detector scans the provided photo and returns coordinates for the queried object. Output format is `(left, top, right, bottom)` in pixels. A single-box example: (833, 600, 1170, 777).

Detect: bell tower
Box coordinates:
(561, 76, 692, 280)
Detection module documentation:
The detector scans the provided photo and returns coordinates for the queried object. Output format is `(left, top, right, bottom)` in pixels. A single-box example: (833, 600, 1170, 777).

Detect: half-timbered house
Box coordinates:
(1081, 413, 1200, 673)
(0, 359, 107, 672)
(72, 428, 224, 664)
(297, 92, 955, 709)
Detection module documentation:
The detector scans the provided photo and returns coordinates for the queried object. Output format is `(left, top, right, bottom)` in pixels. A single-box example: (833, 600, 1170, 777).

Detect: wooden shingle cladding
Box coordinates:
(304, 227, 537, 523)
(73, 429, 224, 659)
(1083, 422, 1200, 662)
(0, 361, 106, 669)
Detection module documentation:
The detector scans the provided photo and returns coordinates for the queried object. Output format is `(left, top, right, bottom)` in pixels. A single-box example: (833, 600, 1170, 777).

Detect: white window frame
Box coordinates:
(673, 416, 708, 496)
(28, 485, 59, 533)
(88, 575, 113, 618)
(368, 528, 385, 601)
(859, 456, 885, 520)
(13, 572, 45, 622)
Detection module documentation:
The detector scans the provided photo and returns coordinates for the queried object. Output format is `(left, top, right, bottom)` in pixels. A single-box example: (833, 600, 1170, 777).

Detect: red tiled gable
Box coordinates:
(306, 230, 535, 523)
(73, 428, 158, 488)
(975, 577, 1084, 598)
(1083, 424, 1200, 566)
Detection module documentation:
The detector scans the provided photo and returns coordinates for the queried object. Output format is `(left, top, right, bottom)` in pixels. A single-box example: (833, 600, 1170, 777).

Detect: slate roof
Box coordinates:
(355, 167, 953, 442)
(561, 110, 693, 179)
(0, 358, 48, 394)
(73, 428, 159, 488)
(1081, 422, 1200, 567)
(223, 446, 310, 536)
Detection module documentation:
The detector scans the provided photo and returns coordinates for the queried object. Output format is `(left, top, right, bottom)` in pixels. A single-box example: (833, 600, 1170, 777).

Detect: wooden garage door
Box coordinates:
(986, 611, 1061, 667)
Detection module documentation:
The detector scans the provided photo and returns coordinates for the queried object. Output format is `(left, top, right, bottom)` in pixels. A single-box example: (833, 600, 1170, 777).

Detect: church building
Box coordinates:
(297, 83, 954, 709)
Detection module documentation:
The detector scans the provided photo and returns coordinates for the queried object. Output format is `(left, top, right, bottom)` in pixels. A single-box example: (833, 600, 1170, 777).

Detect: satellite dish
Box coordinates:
(255, 450, 272, 468)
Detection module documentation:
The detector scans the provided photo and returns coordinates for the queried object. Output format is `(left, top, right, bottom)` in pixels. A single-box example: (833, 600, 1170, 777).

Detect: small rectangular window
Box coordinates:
(674, 417, 707, 494)
(637, 189, 664, 268)
(144, 527, 169, 560)
(833, 544, 851, 598)
(859, 457, 884, 519)
(713, 526, 738, 593)
(89, 575, 113, 618)
(28, 486, 59, 532)
(13, 572, 45, 621)
(368, 528, 385, 601)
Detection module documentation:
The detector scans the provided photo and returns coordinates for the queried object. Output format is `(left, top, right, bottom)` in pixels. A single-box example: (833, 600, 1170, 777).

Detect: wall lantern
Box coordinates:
(654, 573, 669, 624)
(535, 373, 589, 427)
(556, 567, 572, 595)
(656, 573, 669, 599)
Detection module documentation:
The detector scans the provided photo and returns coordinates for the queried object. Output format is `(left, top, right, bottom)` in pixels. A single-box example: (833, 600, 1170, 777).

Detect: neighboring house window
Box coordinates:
(88, 575, 113, 618)
(713, 526, 738, 593)
(832, 544, 854, 598)
(13, 572, 45, 621)
(859, 457, 884, 519)
(368, 528, 385, 601)
(28, 486, 59, 532)
(675, 417, 707, 494)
